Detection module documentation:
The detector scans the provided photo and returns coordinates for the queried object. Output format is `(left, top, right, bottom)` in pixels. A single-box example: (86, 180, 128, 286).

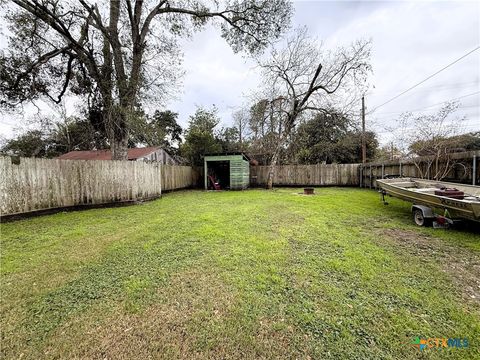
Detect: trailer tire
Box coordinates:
(413, 209, 432, 227)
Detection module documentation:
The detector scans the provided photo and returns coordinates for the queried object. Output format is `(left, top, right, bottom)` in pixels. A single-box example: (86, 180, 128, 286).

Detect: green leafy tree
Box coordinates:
(51, 117, 109, 153)
(292, 112, 349, 163)
(180, 106, 222, 166)
(1, 130, 51, 157)
(1, 117, 109, 158)
(130, 110, 183, 154)
(450, 132, 480, 151)
(1, 109, 184, 159)
(216, 126, 240, 152)
(409, 132, 480, 156)
(332, 131, 377, 164)
(1, 0, 292, 160)
(291, 112, 377, 164)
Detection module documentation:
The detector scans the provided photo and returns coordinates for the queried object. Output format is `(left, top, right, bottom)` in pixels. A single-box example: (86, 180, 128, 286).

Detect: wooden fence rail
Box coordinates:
(0, 157, 198, 216)
(250, 163, 360, 187)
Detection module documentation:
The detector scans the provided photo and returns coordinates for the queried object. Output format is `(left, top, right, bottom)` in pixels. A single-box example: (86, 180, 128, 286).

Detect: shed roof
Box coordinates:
(57, 146, 160, 161)
(204, 152, 250, 161)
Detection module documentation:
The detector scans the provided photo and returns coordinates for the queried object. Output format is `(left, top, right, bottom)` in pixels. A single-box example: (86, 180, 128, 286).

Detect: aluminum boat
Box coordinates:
(376, 178, 480, 222)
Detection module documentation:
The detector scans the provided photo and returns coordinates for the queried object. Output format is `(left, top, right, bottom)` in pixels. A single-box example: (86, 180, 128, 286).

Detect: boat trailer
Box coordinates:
(380, 189, 458, 228)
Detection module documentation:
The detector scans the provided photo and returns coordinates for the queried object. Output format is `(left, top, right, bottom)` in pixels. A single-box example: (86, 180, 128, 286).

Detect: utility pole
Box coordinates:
(361, 95, 366, 164)
(238, 117, 243, 151)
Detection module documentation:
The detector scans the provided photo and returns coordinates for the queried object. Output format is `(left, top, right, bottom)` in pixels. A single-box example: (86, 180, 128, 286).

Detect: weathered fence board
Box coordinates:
(250, 163, 360, 187)
(0, 157, 198, 216)
(161, 165, 200, 191)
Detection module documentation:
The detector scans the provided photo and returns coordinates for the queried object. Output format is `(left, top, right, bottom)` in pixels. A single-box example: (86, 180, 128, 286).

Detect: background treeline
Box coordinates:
(2, 102, 478, 166)
(0, 103, 376, 165)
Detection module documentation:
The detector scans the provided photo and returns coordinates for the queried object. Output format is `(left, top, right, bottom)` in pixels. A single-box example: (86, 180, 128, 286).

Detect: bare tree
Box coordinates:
(1, 0, 292, 159)
(244, 93, 286, 163)
(232, 107, 250, 151)
(256, 27, 371, 188)
(395, 102, 467, 180)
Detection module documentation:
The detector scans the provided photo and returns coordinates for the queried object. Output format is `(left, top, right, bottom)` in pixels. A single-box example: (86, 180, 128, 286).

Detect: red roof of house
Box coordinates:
(57, 147, 160, 161)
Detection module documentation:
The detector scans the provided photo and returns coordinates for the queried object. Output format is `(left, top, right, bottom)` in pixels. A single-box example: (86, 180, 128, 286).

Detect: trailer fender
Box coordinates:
(411, 205, 435, 218)
(411, 205, 434, 227)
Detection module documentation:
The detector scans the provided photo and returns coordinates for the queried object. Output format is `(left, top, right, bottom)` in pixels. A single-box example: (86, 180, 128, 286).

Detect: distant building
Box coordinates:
(57, 146, 178, 165)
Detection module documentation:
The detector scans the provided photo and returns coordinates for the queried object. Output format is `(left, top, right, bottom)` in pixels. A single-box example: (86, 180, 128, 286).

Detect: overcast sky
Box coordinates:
(168, 0, 480, 145)
(1, 0, 479, 145)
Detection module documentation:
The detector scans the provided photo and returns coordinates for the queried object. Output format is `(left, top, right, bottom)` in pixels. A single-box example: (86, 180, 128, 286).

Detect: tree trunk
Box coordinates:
(106, 105, 130, 160)
(266, 117, 294, 189)
(112, 135, 128, 160)
(266, 144, 281, 189)
(434, 151, 440, 180)
(111, 121, 128, 160)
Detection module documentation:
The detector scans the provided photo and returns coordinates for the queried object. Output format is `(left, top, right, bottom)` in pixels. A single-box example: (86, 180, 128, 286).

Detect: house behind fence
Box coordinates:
(57, 146, 179, 165)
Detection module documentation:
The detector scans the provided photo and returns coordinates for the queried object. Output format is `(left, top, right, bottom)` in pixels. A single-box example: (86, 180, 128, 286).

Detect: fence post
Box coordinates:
(204, 161, 208, 190)
(473, 155, 477, 186)
(359, 166, 363, 188)
(159, 164, 163, 195)
(399, 162, 402, 177)
(369, 165, 372, 189)
(381, 164, 384, 179)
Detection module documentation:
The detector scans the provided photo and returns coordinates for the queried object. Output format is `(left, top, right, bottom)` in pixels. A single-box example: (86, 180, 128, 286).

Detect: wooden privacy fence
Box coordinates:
(360, 150, 480, 189)
(250, 152, 478, 188)
(161, 164, 200, 191)
(0, 157, 198, 216)
(250, 163, 360, 187)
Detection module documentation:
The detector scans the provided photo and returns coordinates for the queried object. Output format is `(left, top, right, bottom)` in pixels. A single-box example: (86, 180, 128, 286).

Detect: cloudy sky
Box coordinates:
(1, 0, 479, 145)
(168, 0, 480, 144)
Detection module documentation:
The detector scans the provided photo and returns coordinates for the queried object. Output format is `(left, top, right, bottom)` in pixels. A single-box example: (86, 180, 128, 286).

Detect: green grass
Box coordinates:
(1, 188, 479, 359)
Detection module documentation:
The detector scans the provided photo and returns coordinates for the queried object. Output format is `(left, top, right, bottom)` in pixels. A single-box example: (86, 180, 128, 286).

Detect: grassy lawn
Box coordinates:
(1, 188, 479, 359)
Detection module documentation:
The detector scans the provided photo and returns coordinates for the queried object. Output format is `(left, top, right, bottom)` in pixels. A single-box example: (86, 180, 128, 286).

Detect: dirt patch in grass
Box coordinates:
(377, 228, 480, 307)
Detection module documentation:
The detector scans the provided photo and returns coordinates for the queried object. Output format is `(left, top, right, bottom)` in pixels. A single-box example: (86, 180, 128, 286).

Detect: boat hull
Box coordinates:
(377, 178, 480, 222)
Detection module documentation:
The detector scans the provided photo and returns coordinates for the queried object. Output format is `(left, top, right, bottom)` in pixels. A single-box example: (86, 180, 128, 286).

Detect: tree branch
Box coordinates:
(12, 46, 71, 89)
(54, 54, 75, 103)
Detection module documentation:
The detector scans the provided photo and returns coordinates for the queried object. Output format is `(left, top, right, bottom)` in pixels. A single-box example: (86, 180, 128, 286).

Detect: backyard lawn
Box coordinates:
(1, 188, 479, 359)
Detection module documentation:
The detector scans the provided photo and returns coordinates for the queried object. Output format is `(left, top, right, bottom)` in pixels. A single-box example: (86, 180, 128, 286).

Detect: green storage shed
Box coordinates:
(204, 153, 250, 190)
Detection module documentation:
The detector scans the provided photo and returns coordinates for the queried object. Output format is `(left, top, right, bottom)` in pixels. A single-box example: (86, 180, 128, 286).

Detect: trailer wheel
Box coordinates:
(413, 209, 432, 227)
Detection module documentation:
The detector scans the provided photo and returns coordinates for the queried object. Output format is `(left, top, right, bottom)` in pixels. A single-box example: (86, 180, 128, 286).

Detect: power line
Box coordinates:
(373, 91, 480, 115)
(367, 80, 479, 96)
(374, 105, 479, 120)
(376, 123, 480, 135)
(369, 45, 480, 113)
